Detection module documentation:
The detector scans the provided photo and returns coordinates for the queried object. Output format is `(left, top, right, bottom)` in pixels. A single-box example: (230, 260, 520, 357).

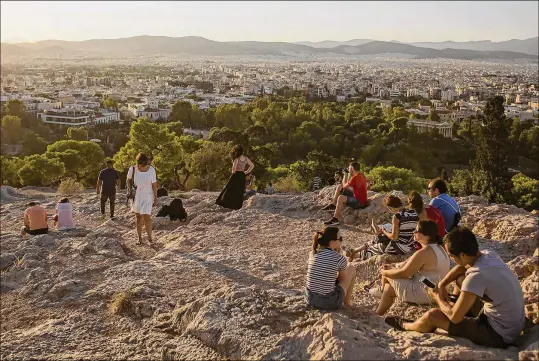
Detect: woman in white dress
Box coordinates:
(127, 153, 158, 245)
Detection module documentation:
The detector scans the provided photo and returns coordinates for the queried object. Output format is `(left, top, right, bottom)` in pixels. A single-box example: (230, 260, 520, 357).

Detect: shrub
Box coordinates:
(57, 178, 85, 195)
(449, 169, 474, 197)
(273, 173, 303, 193)
(109, 291, 135, 315)
(511, 173, 539, 211)
(366, 166, 427, 194)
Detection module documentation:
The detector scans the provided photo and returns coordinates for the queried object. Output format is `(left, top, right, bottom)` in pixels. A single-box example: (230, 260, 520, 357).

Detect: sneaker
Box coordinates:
(321, 204, 336, 211)
(324, 217, 340, 226)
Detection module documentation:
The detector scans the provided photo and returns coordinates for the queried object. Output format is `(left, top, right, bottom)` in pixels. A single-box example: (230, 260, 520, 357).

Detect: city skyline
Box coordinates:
(1, 1, 538, 44)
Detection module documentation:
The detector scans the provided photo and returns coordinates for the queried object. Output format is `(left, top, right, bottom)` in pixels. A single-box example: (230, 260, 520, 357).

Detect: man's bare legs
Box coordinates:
(337, 264, 357, 306)
(333, 194, 348, 220)
(403, 308, 451, 333)
(143, 214, 153, 242)
(331, 183, 343, 205)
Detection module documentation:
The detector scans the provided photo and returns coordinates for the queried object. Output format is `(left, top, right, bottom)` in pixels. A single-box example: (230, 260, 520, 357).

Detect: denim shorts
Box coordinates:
(342, 189, 364, 210)
(305, 285, 345, 310)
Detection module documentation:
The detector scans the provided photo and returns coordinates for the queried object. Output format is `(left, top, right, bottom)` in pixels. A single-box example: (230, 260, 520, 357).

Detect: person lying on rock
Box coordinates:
(53, 198, 74, 231)
(347, 195, 419, 261)
(385, 227, 525, 349)
(21, 201, 48, 237)
(322, 162, 368, 226)
(305, 227, 356, 310)
(365, 220, 450, 315)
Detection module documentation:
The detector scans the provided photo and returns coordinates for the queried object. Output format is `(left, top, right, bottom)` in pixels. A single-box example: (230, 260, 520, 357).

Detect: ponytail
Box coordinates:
(312, 231, 323, 254)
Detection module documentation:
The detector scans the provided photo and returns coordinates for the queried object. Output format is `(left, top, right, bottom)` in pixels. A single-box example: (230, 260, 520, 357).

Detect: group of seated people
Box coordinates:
(306, 177, 526, 349)
(20, 198, 74, 236)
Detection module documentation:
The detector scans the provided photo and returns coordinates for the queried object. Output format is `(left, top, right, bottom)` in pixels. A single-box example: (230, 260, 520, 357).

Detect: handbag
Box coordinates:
(126, 166, 137, 205)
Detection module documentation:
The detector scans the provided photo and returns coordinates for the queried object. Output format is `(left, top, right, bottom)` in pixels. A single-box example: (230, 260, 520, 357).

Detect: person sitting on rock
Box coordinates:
(428, 178, 460, 233)
(322, 162, 368, 226)
(53, 197, 74, 231)
(305, 227, 356, 310)
(348, 195, 419, 261)
(408, 191, 446, 239)
(265, 182, 275, 195)
(244, 174, 257, 200)
(21, 201, 48, 236)
(366, 220, 450, 315)
(385, 227, 525, 349)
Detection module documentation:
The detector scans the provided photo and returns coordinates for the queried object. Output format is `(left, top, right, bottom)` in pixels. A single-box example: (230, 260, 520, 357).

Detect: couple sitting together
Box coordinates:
(305, 224, 525, 349)
(20, 198, 74, 237)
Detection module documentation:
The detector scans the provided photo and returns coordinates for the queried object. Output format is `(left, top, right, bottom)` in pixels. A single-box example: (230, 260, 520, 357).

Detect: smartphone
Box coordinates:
(419, 276, 436, 289)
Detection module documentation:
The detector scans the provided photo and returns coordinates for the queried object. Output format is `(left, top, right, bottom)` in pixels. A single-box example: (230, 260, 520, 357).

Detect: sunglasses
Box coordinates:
(413, 229, 423, 234)
(427, 187, 436, 191)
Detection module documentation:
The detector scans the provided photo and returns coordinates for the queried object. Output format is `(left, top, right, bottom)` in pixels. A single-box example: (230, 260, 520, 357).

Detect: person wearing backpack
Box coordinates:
(127, 153, 158, 245)
(428, 178, 461, 233)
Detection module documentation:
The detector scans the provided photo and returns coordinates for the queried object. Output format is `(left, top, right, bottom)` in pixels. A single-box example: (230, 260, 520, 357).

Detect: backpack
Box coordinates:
(436, 196, 461, 231)
(156, 198, 187, 222)
(157, 187, 168, 198)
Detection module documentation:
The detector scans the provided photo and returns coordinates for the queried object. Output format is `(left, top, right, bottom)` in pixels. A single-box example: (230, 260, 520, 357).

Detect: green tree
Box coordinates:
(188, 141, 231, 191)
(20, 131, 47, 156)
(3, 99, 27, 120)
(428, 109, 440, 122)
(471, 96, 512, 203)
(103, 97, 119, 111)
(0, 156, 25, 186)
(46, 140, 105, 184)
(169, 101, 192, 124)
(18, 154, 65, 186)
(448, 169, 474, 197)
(66, 126, 88, 140)
(511, 173, 539, 211)
(1, 115, 23, 144)
(366, 166, 427, 194)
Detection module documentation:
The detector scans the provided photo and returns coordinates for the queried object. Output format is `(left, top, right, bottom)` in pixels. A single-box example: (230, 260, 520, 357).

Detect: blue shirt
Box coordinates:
(429, 193, 460, 232)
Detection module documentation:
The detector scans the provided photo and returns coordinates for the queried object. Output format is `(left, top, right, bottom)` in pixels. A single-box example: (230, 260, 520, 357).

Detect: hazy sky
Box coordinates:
(1, 1, 538, 43)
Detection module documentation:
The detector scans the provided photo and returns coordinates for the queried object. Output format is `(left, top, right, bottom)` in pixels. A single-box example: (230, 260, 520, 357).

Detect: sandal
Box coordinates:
(384, 316, 413, 331)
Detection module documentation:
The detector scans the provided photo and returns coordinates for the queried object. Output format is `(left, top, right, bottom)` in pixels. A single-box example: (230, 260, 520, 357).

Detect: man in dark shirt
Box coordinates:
(96, 160, 121, 219)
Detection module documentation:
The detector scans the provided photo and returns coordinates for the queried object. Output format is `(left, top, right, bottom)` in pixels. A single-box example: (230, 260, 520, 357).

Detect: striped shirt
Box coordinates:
(394, 208, 419, 253)
(306, 248, 347, 295)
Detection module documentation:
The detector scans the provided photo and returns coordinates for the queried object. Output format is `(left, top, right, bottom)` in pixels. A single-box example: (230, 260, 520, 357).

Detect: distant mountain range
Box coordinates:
(1, 36, 537, 60)
(296, 37, 539, 55)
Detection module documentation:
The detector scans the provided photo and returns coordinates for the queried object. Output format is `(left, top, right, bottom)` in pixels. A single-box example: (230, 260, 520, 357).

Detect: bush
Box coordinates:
(449, 169, 474, 197)
(273, 173, 303, 193)
(511, 173, 539, 211)
(366, 166, 427, 194)
(57, 178, 85, 195)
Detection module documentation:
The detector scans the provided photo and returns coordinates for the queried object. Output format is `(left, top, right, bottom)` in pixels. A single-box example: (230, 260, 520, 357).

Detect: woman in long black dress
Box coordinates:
(216, 145, 254, 210)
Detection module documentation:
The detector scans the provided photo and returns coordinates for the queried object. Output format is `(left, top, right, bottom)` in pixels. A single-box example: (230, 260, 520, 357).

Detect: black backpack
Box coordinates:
(156, 198, 187, 222)
(157, 187, 168, 198)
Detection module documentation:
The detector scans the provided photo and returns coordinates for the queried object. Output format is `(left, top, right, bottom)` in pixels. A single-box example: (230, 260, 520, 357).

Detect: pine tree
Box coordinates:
(471, 96, 512, 202)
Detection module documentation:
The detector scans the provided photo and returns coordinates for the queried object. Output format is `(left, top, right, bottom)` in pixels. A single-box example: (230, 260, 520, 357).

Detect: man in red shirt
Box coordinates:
(322, 162, 368, 226)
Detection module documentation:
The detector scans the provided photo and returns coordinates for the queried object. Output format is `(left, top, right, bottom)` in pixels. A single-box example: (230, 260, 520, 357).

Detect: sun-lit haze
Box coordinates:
(1, 1, 538, 43)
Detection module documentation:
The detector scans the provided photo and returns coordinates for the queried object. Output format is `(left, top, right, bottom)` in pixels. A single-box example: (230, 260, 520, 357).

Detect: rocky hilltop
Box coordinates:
(1, 186, 538, 360)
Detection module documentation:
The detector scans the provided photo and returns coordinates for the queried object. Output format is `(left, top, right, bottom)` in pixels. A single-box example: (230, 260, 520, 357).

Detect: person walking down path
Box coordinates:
(127, 153, 158, 245)
(216, 144, 254, 210)
(97, 159, 121, 220)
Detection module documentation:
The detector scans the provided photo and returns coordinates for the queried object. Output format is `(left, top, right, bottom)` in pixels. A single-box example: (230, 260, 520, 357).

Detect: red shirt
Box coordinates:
(426, 206, 446, 238)
(345, 173, 368, 205)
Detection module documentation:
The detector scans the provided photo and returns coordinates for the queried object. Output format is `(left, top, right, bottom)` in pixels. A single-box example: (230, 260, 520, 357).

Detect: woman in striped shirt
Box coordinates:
(305, 227, 357, 310)
(348, 195, 419, 261)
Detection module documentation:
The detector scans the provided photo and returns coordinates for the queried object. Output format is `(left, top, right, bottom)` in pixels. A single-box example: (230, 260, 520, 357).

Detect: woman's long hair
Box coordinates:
(408, 191, 424, 214)
(312, 227, 340, 254)
(417, 220, 442, 245)
(231, 144, 244, 160)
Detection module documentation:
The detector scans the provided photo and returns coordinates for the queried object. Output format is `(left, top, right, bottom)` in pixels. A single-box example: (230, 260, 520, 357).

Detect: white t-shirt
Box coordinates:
(127, 166, 157, 196)
(57, 202, 74, 229)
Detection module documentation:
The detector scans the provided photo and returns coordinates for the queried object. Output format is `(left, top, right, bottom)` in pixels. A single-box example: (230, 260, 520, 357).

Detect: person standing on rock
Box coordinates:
(428, 178, 461, 233)
(385, 227, 525, 349)
(21, 201, 48, 236)
(96, 159, 121, 220)
(127, 153, 158, 245)
(305, 227, 356, 309)
(216, 144, 254, 210)
(322, 162, 368, 226)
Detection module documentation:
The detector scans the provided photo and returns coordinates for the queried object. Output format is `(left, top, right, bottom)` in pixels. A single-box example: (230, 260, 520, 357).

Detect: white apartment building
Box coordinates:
(38, 109, 91, 126)
(136, 108, 170, 121)
(441, 90, 458, 102)
(94, 111, 120, 125)
(408, 119, 453, 138)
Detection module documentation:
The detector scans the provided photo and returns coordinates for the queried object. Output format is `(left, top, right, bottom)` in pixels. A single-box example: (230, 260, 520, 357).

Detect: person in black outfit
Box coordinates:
(96, 160, 121, 219)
